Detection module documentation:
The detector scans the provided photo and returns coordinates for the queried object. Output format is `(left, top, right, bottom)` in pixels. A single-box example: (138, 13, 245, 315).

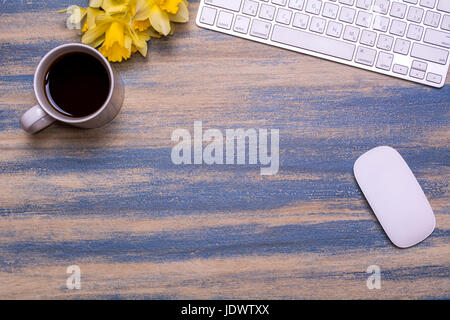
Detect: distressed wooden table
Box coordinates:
(0, 0, 449, 300)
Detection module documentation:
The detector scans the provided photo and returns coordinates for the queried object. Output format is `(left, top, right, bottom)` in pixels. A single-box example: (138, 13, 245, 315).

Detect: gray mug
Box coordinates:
(20, 43, 124, 134)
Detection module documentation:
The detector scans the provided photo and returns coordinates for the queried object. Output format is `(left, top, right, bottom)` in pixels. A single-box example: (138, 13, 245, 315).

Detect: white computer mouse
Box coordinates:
(354, 146, 436, 248)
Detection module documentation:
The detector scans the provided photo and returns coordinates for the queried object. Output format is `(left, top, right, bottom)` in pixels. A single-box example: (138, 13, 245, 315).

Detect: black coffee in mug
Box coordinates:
(44, 52, 110, 118)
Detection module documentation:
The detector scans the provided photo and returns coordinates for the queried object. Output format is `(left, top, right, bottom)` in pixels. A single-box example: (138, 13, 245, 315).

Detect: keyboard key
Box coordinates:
(404, 0, 418, 4)
(200, 6, 217, 25)
(288, 0, 305, 10)
(272, 0, 288, 5)
(424, 11, 441, 27)
(373, 0, 390, 15)
(393, 64, 408, 75)
(390, 19, 407, 36)
(355, 46, 377, 66)
(205, 0, 242, 12)
(394, 38, 411, 54)
(242, 0, 259, 16)
(310, 16, 326, 33)
(376, 51, 394, 70)
(293, 12, 310, 29)
(326, 21, 344, 37)
(410, 42, 449, 64)
(356, 0, 373, 10)
(424, 28, 450, 48)
(260, 4, 276, 20)
(419, 0, 436, 9)
(373, 15, 390, 32)
(411, 60, 428, 71)
(390, 2, 407, 19)
(356, 11, 373, 28)
(217, 11, 234, 29)
(343, 25, 361, 42)
(233, 15, 251, 33)
(377, 34, 394, 50)
(271, 24, 356, 60)
(322, 2, 339, 19)
(360, 29, 377, 46)
(250, 19, 272, 39)
(410, 69, 425, 79)
(305, 0, 323, 15)
(276, 8, 293, 25)
(407, 6, 424, 23)
(426, 72, 442, 83)
(339, 6, 356, 23)
(442, 15, 450, 31)
(407, 24, 424, 40)
(437, 0, 450, 13)
(339, 0, 355, 5)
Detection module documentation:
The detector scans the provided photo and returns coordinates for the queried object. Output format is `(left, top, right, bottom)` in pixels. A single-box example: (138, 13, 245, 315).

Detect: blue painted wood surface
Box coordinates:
(0, 0, 449, 299)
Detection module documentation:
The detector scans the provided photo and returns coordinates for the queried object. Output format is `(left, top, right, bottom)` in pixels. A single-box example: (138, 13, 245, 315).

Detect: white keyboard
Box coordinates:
(196, 0, 450, 88)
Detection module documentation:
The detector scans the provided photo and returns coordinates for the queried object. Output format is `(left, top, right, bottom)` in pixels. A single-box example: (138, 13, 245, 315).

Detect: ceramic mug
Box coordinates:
(20, 43, 124, 134)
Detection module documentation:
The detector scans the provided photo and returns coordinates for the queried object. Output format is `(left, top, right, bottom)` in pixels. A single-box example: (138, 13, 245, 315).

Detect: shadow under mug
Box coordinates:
(20, 43, 124, 134)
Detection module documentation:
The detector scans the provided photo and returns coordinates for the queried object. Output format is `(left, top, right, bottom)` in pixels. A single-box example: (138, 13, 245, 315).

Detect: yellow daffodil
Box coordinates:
(82, 10, 150, 62)
(99, 21, 132, 62)
(60, 0, 189, 62)
(133, 0, 189, 36)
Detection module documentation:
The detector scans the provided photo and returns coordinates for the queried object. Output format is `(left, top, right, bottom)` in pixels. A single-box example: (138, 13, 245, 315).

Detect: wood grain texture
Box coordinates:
(0, 0, 449, 299)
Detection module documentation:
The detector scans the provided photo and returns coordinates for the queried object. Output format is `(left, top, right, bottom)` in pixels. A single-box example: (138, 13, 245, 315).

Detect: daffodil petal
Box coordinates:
(104, 21, 125, 48)
(132, 19, 150, 31)
(126, 25, 147, 50)
(125, 35, 133, 51)
(82, 22, 109, 46)
(101, 0, 130, 14)
(95, 13, 114, 26)
(99, 33, 131, 62)
(168, 1, 188, 23)
(86, 7, 104, 29)
(147, 26, 161, 38)
(134, 0, 151, 21)
(90, 35, 106, 48)
(100, 42, 131, 62)
(138, 42, 148, 57)
(82, 22, 89, 32)
(137, 29, 151, 42)
(149, 5, 171, 36)
(159, 0, 183, 15)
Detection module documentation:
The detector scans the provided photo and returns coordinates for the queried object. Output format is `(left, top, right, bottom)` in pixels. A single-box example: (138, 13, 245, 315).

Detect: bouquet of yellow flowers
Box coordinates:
(61, 0, 189, 62)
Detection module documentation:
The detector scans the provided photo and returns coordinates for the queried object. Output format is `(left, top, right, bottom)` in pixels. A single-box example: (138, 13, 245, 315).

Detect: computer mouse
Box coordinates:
(354, 146, 436, 248)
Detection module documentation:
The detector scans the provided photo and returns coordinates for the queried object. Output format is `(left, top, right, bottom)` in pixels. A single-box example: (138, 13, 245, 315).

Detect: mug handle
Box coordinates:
(20, 105, 55, 134)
